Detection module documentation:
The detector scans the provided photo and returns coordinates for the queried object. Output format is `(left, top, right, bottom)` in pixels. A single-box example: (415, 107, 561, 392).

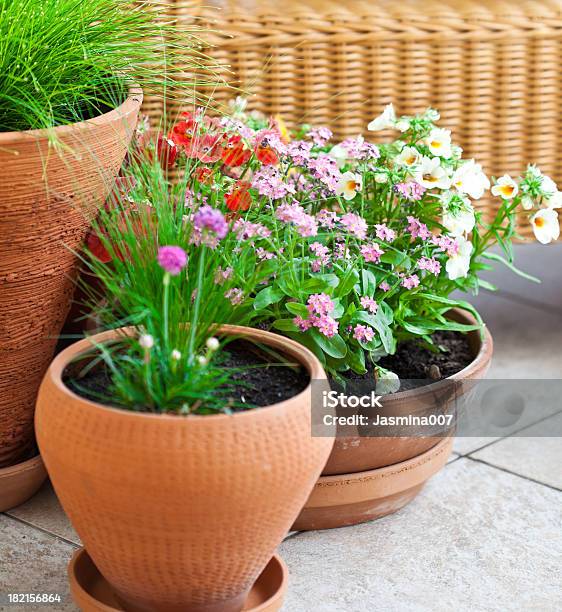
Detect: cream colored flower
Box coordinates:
(330, 144, 348, 169)
(395, 118, 410, 132)
(451, 160, 490, 200)
(139, 334, 154, 349)
(415, 156, 451, 190)
(395, 145, 420, 168)
(531, 208, 560, 244)
(368, 103, 396, 131)
(446, 236, 473, 280)
(491, 175, 518, 199)
(442, 192, 476, 236)
(426, 128, 452, 158)
(546, 191, 562, 209)
(336, 171, 363, 200)
(521, 196, 534, 210)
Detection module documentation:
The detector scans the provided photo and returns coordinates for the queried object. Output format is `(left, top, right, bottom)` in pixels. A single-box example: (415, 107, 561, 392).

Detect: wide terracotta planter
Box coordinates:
(36, 325, 333, 612)
(294, 308, 493, 530)
(0, 453, 47, 513)
(0, 87, 142, 469)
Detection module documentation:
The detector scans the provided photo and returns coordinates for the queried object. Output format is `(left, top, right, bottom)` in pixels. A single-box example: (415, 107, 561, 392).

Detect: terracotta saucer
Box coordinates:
(293, 436, 453, 531)
(68, 548, 288, 612)
(0, 453, 47, 512)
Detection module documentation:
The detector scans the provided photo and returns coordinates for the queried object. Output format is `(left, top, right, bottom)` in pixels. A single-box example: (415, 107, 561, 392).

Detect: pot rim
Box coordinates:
(0, 453, 44, 478)
(0, 85, 143, 143)
(42, 324, 327, 422)
(375, 307, 493, 404)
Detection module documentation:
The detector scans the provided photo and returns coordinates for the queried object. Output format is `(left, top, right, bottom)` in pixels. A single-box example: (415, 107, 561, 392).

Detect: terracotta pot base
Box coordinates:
(292, 437, 453, 531)
(0, 453, 47, 512)
(68, 548, 288, 612)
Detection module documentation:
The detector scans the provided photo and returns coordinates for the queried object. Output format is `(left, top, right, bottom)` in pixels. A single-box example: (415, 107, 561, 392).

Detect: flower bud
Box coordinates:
(206, 337, 219, 351)
(139, 334, 154, 350)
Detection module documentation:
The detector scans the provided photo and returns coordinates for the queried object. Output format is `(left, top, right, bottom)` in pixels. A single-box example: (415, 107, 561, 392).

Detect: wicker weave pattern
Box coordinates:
(142, 0, 562, 236)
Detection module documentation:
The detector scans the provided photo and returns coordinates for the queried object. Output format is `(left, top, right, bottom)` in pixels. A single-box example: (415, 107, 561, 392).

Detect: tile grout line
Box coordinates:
(458, 407, 562, 458)
(465, 456, 562, 493)
(2, 512, 81, 549)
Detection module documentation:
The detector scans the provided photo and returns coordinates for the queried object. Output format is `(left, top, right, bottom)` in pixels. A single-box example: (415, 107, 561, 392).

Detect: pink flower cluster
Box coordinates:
(394, 181, 426, 201)
(307, 154, 340, 192)
(360, 296, 378, 313)
(308, 126, 333, 147)
(339, 137, 380, 160)
(432, 234, 459, 256)
(401, 274, 420, 290)
(374, 224, 396, 242)
(276, 202, 318, 237)
(341, 212, 368, 239)
(317, 209, 337, 228)
(417, 256, 441, 276)
(253, 167, 295, 200)
(294, 293, 339, 337)
(193, 205, 228, 240)
(310, 242, 331, 271)
(360, 243, 384, 263)
(407, 216, 432, 240)
(157, 246, 188, 276)
(233, 219, 271, 241)
(287, 140, 313, 165)
(353, 324, 375, 343)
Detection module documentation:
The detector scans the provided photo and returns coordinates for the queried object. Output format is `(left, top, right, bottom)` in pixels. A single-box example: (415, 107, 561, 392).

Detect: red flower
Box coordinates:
(225, 181, 253, 211)
(195, 167, 213, 184)
(222, 135, 251, 167)
(169, 115, 196, 147)
(255, 137, 279, 165)
(187, 133, 224, 163)
(86, 231, 112, 264)
(157, 135, 179, 168)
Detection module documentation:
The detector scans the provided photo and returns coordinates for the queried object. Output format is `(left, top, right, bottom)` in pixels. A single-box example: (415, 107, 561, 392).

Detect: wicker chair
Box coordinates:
(143, 0, 562, 236)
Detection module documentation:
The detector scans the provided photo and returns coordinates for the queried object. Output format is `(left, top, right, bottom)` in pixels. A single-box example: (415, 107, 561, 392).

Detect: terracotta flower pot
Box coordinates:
(36, 325, 333, 612)
(294, 308, 493, 530)
(0, 88, 142, 469)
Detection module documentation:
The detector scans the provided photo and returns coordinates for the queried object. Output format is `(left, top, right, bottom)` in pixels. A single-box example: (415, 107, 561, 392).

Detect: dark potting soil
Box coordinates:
(339, 330, 473, 392)
(64, 340, 310, 412)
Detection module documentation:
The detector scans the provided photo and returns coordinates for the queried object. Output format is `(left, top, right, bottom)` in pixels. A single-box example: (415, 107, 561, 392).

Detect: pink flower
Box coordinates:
(341, 212, 368, 239)
(287, 140, 313, 165)
(214, 266, 233, 284)
(310, 242, 331, 270)
(417, 256, 441, 276)
(308, 154, 340, 192)
(308, 126, 333, 146)
(394, 181, 426, 201)
(432, 234, 459, 257)
(333, 242, 350, 260)
(233, 219, 271, 240)
(360, 296, 378, 313)
(296, 213, 318, 237)
(339, 137, 380, 160)
(374, 224, 396, 242)
(276, 202, 317, 237)
(353, 324, 375, 343)
(307, 293, 334, 316)
(256, 248, 275, 261)
(315, 315, 339, 337)
(360, 243, 384, 263)
(316, 209, 337, 228)
(401, 274, 420, 290)
(294, 315, 312, 331)
(407, 216, 431, 240)
(193, 205, 228, 239)
(379, 281, 391, 292)
(157, 246, 187, 276)
(225, 287, 244, 305)
(253, 167, 295, 199)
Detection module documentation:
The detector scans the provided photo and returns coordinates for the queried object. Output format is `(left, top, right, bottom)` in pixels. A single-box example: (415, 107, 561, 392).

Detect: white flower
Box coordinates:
(374, 172, 388, 184)
(415, 156, 451, 190)
(491, 175, 518, 199)
(446, 236, 473, 280)
(330, 144, 348, 169)
(336, 171, 363, 200)
(139, 334, 154, 350)
(395, 118, 410, 132)
(546, 191, 562, 209)
(395, 145, 420, 168)
(368, 103, 396, 131)
(206, 337, 220, 351)
(521, 196, 534, 210)
(171, 349, 182, 361)
(531, 208, 560, 244)
(441, 192, 476, 236)
(426, 128, 452, 158)
(451, 160, 490, 200)
(197, 355, 208, 366)
(375, 368, 400, 394)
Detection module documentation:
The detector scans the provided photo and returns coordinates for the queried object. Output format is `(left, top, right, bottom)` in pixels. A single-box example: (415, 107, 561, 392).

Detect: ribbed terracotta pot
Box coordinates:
(36, 325, 333, 612)
(293, 308, 493, 530)
(0, 88, 142, 469)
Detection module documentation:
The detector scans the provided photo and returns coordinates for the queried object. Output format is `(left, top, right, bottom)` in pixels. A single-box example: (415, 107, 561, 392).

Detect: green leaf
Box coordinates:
(380, 251, 411, 268)
(361, 269, 378, 295)
(310, 329, 347, 358)
(253, 286, 284, 310)
(481, 252, 540, 283)
(285, 302, 309, 317)
(315, 273, 340, 288)
(336, 268, 359, 297)
(353, 311, 395, 354)
(272, 319, 298, 332)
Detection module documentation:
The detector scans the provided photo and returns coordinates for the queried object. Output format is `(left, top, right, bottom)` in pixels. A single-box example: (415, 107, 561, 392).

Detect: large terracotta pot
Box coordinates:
(0, 88, 142, 468)
(36, 325, 333, 612)
(293, 308, 493, 530)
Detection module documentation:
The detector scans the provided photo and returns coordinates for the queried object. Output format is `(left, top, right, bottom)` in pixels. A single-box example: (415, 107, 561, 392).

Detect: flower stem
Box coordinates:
(163, 272, 170, 352)
(188, 247, 206, 363)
